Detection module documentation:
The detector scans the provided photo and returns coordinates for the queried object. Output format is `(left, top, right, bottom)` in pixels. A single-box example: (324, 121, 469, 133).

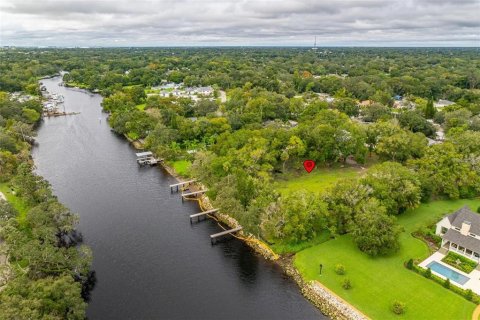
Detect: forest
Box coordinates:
(0, 46, 480, 318)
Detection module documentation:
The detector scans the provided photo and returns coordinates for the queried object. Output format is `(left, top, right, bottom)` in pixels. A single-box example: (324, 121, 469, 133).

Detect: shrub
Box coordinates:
(406, 259, 414, 270)
(424, 267, 432, 278)
(335, 264, 346, 275)
(466, 289, 473, 301)
(443, 278, 450, 289)
(477, 206, 480, 214)
(342, 278, 352, 290)
(392, 300, 405, 315)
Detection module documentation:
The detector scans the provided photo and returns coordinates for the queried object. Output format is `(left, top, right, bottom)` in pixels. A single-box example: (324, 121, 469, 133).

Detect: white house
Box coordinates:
(436, 206, 480, 262)
(434, 99, 455, 109)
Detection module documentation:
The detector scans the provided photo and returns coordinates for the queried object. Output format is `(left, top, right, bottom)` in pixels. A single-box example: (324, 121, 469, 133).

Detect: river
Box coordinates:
(32, 76, 325, 320)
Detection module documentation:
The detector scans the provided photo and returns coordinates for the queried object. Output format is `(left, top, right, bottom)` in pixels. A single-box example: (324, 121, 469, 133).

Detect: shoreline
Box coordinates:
(62, 76, 368, 320)
(130, 141, 367, 320)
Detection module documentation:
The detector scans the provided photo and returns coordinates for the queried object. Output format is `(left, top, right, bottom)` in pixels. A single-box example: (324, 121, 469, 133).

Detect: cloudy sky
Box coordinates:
(0, 0, 479, 47)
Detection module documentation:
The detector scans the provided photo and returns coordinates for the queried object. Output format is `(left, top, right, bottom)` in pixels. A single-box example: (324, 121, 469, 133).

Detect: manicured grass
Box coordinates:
(442, 252, 477, 274)
(295, 199, 480, 320)
(0, 182, 30, 227)
(65, 81, 89, 89)
(271, 230, 331, 254)
(275, 166, 364, 195)
(170, 160, 192, 177)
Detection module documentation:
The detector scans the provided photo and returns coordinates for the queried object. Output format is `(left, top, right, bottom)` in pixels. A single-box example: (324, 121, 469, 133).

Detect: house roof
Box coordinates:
(135, 151, 153, 157)
(443, 228, 480, 252)
(446, 206, 480, 235)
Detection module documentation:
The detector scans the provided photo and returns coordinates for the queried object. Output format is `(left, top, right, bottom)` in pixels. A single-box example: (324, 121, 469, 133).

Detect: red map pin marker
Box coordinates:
(303, 160, 316, 173)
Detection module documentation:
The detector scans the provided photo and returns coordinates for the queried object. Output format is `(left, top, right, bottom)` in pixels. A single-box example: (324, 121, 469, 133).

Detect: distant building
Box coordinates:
(316, 93, 334, 103)
(434, 99, 455, 109)
(359, 100, 374, 107)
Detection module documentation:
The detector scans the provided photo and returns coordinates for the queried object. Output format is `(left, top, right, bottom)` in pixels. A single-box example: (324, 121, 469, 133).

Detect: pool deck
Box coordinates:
(420, 251, 480, 295)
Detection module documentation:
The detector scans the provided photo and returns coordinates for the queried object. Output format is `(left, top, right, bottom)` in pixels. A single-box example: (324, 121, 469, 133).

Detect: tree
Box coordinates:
(362, 103, 391, 122)
(195, 99, 218, 117)
(125, 86, 146, 105)
(0, 275, 86, 320)
(444, 108, 472, 132)
(261, 190, 327, 243)
(408, 142, 480, 199)
(376, 130, 427, 162)
(350, 198, 401, 256)
(448, 130, 480, 154)
(323, 179, 372, 234)
(362, 162, 421, 214)
(333, 98, 359, 117)
(398, 110, 436, 137)
(425, 98, 436, 119)
(281, 135, 306, 172)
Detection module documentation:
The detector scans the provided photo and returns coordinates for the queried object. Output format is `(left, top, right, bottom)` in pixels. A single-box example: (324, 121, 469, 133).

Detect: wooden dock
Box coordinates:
(210, 227, 242, 244)
(181, 190, 207, 202)
(43, 111, 80, 117)
(170, 180, 196, 192)
(189, 209, 218, 223)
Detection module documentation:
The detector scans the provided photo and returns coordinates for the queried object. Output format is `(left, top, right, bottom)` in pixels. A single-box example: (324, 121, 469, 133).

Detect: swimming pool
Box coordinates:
(427, 261, 470, 285)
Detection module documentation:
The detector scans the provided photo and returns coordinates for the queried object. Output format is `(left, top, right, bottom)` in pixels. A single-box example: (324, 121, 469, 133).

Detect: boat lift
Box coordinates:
(136, 151, 161, 166)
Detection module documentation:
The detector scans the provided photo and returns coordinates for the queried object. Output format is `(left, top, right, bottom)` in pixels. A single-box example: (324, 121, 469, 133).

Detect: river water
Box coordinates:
(32, 77, 325, 320)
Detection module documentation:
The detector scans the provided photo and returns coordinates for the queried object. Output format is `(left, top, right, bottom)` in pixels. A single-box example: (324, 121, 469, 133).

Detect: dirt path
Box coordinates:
(472, 304, 480, 320)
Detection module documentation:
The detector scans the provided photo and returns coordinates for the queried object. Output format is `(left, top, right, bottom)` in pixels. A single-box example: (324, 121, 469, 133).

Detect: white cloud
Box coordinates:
(0, 0, 479, 46)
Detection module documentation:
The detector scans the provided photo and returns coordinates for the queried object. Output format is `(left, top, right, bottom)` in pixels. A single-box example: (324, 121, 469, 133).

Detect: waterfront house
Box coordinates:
(436, 206, 480, 262)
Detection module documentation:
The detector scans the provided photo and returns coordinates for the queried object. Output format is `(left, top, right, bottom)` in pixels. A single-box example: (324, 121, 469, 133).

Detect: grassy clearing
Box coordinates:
(136, 103, 146, 111)
(65, 81, 89, 89)
(0, 182, 30, 228)
(295, 199, 480, 320)
(170, 160, 192, 177)
(270, 230, 331, 254)
(275, 166, 364, 195)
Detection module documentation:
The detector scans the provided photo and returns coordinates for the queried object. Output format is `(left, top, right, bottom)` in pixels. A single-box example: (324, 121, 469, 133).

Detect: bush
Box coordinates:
(443, 278, 450, 289)
(424, 267, 432, 278)
(392, 300, 405, 315)
(409, 264, 480, 304)
(466, 289, 473, 301)
(342, 278, 352, 290)
(477, 206, 480, 214)
(335, 264, 346, 275)
(406, 259, 414, 270)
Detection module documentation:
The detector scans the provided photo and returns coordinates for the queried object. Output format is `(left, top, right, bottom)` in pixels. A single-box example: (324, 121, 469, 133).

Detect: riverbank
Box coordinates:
(66, 76, 362, 319)
(126, 138, 367, 319)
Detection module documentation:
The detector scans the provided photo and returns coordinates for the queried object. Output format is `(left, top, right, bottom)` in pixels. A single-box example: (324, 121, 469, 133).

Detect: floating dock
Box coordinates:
(189, 209, 218, 223)
(210, 227, 243, 244)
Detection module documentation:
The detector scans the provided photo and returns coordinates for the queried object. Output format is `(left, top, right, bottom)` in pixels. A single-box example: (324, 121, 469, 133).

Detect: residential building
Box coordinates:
(436, 206, 480, 262)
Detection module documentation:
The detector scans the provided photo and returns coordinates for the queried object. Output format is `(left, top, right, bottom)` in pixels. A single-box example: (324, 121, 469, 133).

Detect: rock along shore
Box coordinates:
(115, 109, 369, 320)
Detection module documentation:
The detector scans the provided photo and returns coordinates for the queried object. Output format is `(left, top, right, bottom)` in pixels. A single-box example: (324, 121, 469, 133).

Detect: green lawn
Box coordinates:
(271, 230, 331, 254)
(170, 160, 192, 177)
(275, 166, 364, 195)
(65, 81, 89, 89)
(0, 182, 30, 227)
(295, 199, 480, 320)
